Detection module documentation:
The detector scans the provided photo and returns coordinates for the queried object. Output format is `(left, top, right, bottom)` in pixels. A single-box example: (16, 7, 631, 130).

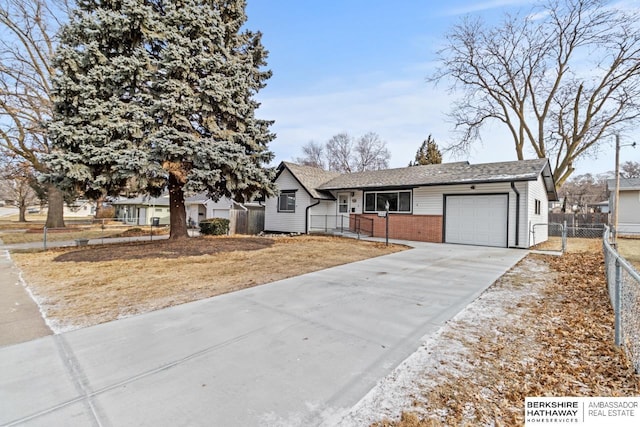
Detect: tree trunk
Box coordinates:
(168, 173, 189, 240)
(45, 184, 65, 228)
(18, 203, 26, 222)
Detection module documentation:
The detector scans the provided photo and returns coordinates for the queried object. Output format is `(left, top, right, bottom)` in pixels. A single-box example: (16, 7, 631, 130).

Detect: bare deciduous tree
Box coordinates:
(621, 161, 640, 179)
(0, 156, 39, 221)
(326, 133, 355, 172)
(293, 140, 325, 169)
(431, 0, 640, 188)
(558, 172, 610, 212)
(296, 132, 390, 173)
(353, 132, 390, 172)
(0, 0, 68, 227)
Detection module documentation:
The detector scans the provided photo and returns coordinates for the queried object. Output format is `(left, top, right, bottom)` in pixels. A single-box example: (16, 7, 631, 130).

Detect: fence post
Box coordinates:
(614, 258, 623, 346)
(43, 226, 47, 251)
(562, 221, 567, 253)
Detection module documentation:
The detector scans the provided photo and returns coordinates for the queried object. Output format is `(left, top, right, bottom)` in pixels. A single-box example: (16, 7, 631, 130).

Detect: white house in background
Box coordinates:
(264, 159, 558, 248)
(607, 178, 640, 234)
(63, 199, 97, 217)
(112, 194, 234, 226)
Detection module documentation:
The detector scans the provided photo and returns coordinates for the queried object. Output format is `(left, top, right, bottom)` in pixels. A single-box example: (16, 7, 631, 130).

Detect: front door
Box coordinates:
(138, 207, 147, 225)
(338, 193, 350, 214)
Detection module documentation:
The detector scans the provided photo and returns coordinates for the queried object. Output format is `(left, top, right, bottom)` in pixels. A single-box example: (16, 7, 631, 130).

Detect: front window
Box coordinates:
(278, 191, 296, 212)
(364, 191, 412, 213)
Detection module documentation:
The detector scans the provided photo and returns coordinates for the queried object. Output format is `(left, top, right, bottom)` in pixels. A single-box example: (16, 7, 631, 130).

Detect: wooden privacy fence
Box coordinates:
(229, 206, 265, 235)
(549, 212, 609, 226)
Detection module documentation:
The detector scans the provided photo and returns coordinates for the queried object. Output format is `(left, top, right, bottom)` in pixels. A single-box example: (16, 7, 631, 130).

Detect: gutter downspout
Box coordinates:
(305, 200, 320, 234)
(510, 182, 520, 247)
(232, 200, 248, 211)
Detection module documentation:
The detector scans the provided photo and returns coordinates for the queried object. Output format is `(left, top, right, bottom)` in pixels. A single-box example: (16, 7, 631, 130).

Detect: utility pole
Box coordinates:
(613, 134, 636, 245)
(613, 134, 621, 244)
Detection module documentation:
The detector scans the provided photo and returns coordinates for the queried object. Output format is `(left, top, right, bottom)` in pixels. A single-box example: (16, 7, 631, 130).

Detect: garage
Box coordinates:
(444, 194, 509, 247)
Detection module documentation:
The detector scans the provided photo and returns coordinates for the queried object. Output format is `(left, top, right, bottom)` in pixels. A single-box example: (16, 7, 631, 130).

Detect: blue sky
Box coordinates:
(245, 0, 640, 176)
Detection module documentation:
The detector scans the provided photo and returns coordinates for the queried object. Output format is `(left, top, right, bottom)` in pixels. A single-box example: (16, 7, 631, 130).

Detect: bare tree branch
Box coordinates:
(0, 0, 69, 227)
(295, 132, 391, 173)
(431, 0, 640, 188)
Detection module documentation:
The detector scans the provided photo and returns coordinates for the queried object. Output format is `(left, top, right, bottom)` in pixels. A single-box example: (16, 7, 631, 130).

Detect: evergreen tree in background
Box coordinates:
(47, 0, 275, 239)
(410, 135, 442, 166)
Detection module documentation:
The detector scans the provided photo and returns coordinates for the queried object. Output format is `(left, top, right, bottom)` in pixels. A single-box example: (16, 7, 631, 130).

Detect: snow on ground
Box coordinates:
(331, 257, 552, 426)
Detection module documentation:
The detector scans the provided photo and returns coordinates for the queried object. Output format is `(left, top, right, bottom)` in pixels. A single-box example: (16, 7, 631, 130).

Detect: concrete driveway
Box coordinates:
(0, 241, 526, 426)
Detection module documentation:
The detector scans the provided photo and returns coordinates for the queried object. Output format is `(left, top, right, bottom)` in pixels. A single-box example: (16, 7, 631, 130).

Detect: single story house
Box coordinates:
(264, 159, 558, 248)
(112, 194, 234, 226)
(607, 178, 640, 234)
(64, 199, 97, 217)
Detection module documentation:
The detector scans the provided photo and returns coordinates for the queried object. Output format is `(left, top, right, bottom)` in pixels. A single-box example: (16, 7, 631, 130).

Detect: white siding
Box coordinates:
(413, 181, 528, 248)
(526, 175, 550, 246)
(413, 182, 514, 215)
(619, 191, 640, 224)
(264, 169, 312, 233)
(513, 181, 528, 249)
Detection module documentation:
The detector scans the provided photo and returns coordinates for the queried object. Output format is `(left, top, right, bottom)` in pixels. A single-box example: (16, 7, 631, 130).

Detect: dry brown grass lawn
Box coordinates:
(616, 237, 640, 270)
(533, 236, 602, 253)
(11, 235, 405, 331)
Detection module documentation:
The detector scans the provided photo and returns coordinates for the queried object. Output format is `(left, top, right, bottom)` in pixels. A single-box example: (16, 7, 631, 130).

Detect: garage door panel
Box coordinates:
(445, 195, 508, 247)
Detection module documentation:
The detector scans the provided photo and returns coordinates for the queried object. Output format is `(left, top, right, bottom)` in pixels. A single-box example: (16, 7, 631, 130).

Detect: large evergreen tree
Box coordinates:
(47, 0, 275, 239)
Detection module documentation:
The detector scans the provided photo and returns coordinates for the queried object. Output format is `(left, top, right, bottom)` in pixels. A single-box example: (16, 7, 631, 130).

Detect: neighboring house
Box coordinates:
(112, 194, 237, 226)
(112, 195, 172, 225)
(588, 200, 610, 214)
(64, 199, 97, 218)
(185, 194, 233, 226)
(607, 178, 640, 234)
(265, 159, 558, 248)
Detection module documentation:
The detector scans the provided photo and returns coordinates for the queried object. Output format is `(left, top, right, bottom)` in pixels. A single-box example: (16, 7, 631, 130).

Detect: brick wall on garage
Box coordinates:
(354, 214, 443, 242)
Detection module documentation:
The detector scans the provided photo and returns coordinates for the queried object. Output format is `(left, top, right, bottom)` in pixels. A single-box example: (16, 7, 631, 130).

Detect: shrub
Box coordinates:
(200, 218, 230, 235)
(95, 206, 115, 219)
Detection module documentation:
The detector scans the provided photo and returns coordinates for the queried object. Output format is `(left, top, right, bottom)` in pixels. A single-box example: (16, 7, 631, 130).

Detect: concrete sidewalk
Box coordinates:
(0, 242, 526, 426)
(0, 244, 52, 347)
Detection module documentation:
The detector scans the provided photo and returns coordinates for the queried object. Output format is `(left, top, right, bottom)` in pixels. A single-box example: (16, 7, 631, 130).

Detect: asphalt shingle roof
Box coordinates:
(318, 158, 551, 190)
(606, 178, 640, 190)
(280, 162, 342, 199)
(280, 158, 557, 200)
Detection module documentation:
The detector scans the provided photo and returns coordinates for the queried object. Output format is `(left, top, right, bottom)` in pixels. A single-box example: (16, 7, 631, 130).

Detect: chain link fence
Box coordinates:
(603, 226, 640, 373)
(0, 219, 173, 251)
(531, 222, 605, 252)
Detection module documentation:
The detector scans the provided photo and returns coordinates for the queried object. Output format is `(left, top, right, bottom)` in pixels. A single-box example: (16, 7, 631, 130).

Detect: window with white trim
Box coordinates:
(278, 191, 296, 212)
(535, 199, 541, 215)
(364, 190, 411, 213)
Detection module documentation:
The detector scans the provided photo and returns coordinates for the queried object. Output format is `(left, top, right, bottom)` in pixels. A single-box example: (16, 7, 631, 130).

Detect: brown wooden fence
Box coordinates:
(229, 206, 265, 235)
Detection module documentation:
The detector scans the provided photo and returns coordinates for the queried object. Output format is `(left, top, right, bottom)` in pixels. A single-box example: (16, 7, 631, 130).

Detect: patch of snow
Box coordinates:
(332, 257, 550, 426)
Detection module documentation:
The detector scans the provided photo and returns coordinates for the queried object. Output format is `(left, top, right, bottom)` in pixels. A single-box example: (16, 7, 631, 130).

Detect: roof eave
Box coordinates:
(320, 176, 540, 192)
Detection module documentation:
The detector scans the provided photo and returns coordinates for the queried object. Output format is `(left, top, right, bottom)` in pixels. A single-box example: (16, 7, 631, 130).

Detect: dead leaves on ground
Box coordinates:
(374, 252, 640, 426)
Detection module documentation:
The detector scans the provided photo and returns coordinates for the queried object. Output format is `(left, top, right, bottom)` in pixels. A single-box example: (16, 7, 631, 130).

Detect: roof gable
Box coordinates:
(277, 162, 341, 199)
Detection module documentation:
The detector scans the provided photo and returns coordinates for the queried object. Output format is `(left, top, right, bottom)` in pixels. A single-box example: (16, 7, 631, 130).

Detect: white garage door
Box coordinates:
(445, 194, 508, 247)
